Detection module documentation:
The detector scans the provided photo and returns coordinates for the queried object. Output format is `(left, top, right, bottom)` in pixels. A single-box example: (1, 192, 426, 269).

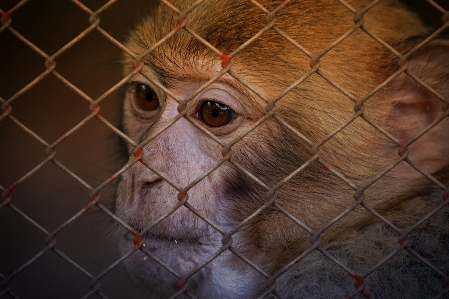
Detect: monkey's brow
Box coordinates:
(168, 73, 253, 100)
(216, 77, 250, 97)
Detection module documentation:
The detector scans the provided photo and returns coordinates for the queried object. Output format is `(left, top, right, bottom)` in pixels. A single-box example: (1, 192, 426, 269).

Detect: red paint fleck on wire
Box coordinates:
(2, 185, 16, 201)
(1, 103, 10, 114)
(266, 15, 275, 24)
(178, 277, 187, 288)
(443, 12, 449, 24)
(1, 193, 10, 202)
(178, 191, 187, 201)
(7, 184, 16, 194)
(443, 103, 449, 112)
(91, 103, 100, 117)
(45, 60, 55, 69)
(134, 233, 142, 247)
(133, 59, 142, 69)
(443, 190, 449, 200)
(90, 281, 99, 290)
(353, 274, 364, 288)
(177, 17, 185, 25)
(134, 147, 143, 158)
(352, 275, 371, 297)
(90, 193, 98, 201)
(221, 54, 230, 68)
(1, 12, 10, 24)
(398, 145, 408, 156)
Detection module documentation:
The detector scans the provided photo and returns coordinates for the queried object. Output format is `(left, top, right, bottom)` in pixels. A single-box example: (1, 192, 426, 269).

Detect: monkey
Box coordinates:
(115, 0, 449, 298)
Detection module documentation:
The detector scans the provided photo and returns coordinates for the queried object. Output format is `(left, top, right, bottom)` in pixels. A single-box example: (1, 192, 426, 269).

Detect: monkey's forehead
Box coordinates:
(123, 0, 425, 60)
(122, 0, 342, 77)
(121, 0, 428, 101)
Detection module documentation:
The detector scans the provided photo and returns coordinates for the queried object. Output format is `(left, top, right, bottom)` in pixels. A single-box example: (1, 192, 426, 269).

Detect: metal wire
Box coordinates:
(0, 0, 448, 298)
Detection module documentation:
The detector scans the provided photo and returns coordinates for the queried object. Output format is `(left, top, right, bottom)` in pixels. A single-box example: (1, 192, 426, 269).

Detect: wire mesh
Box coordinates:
(0, 0, 448, 298)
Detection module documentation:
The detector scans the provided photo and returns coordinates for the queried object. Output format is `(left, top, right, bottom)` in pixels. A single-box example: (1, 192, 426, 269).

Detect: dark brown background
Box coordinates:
(0, 0, 447, 298)
(0, 1, 157, 298)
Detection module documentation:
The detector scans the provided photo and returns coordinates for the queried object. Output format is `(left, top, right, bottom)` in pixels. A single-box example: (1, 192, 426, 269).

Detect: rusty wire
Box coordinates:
(1, 0, 449, 298)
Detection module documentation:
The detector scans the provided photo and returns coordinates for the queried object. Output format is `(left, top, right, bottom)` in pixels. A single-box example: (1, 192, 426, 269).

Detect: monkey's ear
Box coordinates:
(385, 39, 449, 178)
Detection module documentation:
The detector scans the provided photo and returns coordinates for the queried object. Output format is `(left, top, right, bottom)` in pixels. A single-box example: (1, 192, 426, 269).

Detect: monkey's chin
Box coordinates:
(119, 233, 266, 298)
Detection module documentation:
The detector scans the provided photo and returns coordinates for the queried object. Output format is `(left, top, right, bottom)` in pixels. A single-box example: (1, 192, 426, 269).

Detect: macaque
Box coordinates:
(115, 0, 449, 298)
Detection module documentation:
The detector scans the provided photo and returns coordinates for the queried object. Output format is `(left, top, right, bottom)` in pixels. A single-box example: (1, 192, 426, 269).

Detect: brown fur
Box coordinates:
(117, 1, 449, 298)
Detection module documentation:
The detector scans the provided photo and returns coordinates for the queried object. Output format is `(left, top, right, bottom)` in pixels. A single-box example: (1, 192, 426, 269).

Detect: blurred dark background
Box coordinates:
(0, 0, 447, 298)
(0, 1, 157, 298)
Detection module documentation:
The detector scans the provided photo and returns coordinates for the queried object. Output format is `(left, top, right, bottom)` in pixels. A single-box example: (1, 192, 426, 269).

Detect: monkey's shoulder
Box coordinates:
(275, 205, 449, 299)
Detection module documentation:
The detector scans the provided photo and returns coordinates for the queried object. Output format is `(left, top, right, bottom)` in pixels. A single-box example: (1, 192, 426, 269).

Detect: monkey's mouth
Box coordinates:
(125, 231, 201, 246)
(123, 224, 210, 249)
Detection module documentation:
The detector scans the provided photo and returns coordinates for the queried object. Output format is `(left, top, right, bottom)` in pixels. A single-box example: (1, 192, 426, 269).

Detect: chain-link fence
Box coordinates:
(1, 0, 448, 298)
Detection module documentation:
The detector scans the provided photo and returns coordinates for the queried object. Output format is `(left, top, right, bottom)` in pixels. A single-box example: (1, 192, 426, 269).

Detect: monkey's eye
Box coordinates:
(134, 83, 159, 111)
(200, 101, 235, 127)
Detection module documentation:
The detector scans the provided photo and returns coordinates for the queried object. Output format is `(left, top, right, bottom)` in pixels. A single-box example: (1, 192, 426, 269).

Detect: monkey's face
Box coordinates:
(115, 63, 284, 296)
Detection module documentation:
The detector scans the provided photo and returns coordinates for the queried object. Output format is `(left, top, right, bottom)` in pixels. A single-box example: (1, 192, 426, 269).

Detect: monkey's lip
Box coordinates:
(124, 230, 210, 247)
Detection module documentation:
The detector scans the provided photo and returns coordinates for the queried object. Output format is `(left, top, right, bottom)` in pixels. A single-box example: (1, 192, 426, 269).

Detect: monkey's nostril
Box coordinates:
(135, 178, 165, 205)
(147, 178, 163, 187)
(141, 178, 164, 194)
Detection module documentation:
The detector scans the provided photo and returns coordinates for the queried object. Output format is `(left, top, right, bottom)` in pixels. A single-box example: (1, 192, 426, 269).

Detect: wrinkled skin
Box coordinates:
(115, 1, 449, 298)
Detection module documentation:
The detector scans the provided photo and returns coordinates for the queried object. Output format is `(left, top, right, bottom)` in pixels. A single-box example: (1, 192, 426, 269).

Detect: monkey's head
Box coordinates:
(115, 1, 449, 297)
